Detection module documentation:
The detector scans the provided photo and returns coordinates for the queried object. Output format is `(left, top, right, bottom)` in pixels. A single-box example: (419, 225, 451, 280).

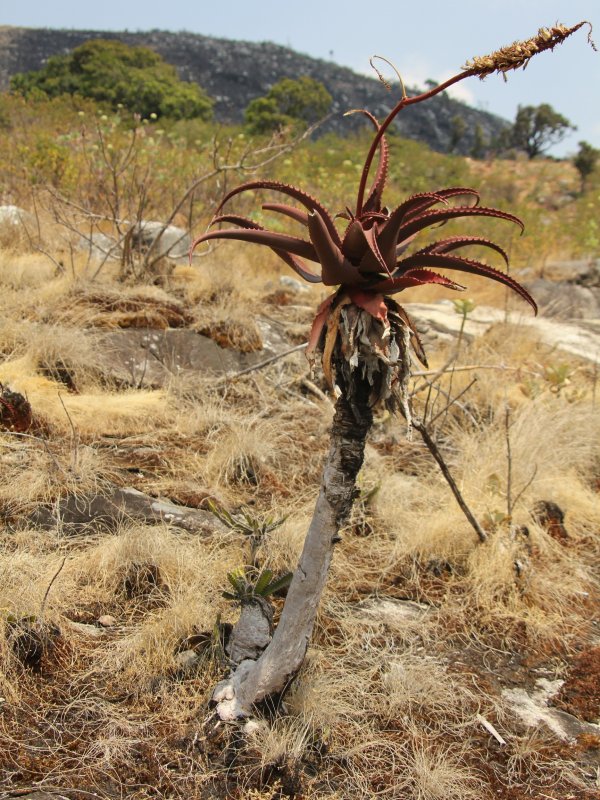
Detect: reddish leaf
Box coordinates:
(415, 235, 509, 265)
(306, 293, 336, 357)
(396, 253, 537, 313)
(397, 206, 524, 244)
(372, 268, 466, 294)
(347, 289, 388, 320)
(208, 214, 321, 282)
(191, 227, 317, 262)
(216, 180, 342, 248)
(307, 211, 363, 286)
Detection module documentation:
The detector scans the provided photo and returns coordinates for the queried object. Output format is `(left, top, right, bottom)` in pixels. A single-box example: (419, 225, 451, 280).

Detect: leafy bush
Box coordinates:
(573, 140, 599, 193)
(244, 76, 332, 134)
(10, 39, 213, 121)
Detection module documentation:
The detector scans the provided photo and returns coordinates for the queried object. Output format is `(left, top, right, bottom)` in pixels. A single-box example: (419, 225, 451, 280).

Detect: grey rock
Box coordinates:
(503, 678, 600, 742)
(279, 275, 309, 293)
(356, 597, 432, 626)
(405, 302, 600, 364)
(546, 258, 600, 285)
(64, 619, 106, 637)
(95, 321, 289, 388)
(79, 231, 122, 262)
(174, 648, 201, 670)
(96, 328, 244, 387)
(0, 204, 33, 229)
(131, 220, 191, 259)
(524, 278, 599, 319)
(29, 485, 226, 535)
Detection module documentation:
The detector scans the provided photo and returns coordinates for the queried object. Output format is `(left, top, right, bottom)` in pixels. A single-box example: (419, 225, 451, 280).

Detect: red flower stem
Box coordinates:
(355, 69, 476, 215)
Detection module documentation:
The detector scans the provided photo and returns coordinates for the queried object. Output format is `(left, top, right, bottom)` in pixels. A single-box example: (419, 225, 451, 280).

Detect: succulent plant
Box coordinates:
(222, 567, 292, 603)
(192, 24, 592, 418)
(189, 56, 564, 414)
(199, 21, 593, 720)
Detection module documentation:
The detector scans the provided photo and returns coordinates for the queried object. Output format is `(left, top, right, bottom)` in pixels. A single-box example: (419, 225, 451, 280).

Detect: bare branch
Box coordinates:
(413, 418, 487, 543)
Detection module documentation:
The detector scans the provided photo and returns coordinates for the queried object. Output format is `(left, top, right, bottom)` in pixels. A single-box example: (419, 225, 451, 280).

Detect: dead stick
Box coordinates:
(413, 363, 540, 379)
(217, 343, 307, 383)
(413, 419, 487, 543)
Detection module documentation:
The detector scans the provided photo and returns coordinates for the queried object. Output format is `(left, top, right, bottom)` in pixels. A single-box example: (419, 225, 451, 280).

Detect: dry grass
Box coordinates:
(0, 243, 598, 799)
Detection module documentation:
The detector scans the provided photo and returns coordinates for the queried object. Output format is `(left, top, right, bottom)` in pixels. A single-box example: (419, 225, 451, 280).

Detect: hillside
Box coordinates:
(0, 25, 508, 154)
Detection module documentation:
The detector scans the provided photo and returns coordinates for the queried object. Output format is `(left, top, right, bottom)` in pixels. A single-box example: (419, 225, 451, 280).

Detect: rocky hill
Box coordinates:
(0, 25, 508, 154)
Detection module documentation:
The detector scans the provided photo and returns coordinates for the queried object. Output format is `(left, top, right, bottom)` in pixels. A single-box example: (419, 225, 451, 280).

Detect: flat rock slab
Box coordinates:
(355, 597, 433, 626)
(95, 319, 289, 388)
(30, 486, 225, 535)
(406, 302, 600, 364)
(503, 678, 600, 742)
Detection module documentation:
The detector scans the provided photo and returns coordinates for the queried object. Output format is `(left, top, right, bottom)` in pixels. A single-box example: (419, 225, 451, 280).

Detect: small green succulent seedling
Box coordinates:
(223, 567, 293, 603)
(209, 501, 288, 564)
(208, 501, 287, 539)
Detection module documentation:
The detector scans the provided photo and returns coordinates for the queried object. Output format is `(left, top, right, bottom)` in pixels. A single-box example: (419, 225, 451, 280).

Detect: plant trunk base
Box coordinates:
(212, 387, 372, 720)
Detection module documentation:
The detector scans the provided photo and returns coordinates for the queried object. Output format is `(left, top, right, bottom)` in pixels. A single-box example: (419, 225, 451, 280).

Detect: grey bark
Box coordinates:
(213, 386, 372, 720)
(226, 597, 274, 665)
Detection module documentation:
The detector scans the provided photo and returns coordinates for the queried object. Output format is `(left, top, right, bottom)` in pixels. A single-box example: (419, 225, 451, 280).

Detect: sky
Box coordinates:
(3, 0, 599, 155)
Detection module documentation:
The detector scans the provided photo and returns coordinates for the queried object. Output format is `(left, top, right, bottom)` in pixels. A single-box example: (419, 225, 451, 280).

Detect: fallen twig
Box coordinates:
(413, 418, 487, 543)
(217, 343, 307, 383)
(476, 713, 507, 745)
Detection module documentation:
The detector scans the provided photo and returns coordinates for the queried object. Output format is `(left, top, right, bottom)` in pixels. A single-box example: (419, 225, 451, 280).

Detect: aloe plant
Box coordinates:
(223, 567, 293, 603)
(192, 22, 592, 720)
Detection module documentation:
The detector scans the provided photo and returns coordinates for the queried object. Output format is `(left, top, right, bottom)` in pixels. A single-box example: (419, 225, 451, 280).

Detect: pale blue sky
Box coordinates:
(3, 0, 599, 154)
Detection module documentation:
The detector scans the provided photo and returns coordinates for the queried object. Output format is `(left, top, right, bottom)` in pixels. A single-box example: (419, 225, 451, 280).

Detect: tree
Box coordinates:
(187, 23, 581, 719)
(573, 140, 599, 193)
(10, 39, 213, 121)
(244, 76, 332, 134)
(509, 103, 575, 158)
(187, 21, 589, 724)
(449, 114, 466, 152)
(470, 123, 487, 159)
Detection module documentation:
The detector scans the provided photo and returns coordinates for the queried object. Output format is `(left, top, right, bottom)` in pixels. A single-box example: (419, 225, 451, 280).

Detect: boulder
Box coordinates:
(524, 278, 599, 319)
(405, 302, 600, 364)
(131, 220, 191, 259)
(0, 204, 35, 246)
(0, 204, 33, 228)
(355, 597, 432, 626)
(502, 678, 600, 742)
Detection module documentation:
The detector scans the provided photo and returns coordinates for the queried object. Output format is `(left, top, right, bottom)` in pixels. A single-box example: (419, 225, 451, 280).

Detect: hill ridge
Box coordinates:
(0, 25, 507, 153)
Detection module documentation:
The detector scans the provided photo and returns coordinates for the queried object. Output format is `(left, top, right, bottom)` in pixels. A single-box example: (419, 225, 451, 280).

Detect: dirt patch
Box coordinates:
(555, 646, 600, 724)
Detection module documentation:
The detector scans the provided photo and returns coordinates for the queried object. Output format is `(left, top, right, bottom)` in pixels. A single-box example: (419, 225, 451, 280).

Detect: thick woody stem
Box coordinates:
(212, 382, 372, 720)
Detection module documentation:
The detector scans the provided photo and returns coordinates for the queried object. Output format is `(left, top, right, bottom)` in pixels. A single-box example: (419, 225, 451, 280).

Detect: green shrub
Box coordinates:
(244, 76, 332, 134)
(10, 39, 213, 121)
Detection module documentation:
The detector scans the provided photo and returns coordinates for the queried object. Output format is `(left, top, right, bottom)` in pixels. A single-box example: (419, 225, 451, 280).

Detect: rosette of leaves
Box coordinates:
(223, 567, 293, 603)
(192, 111, 536, 419)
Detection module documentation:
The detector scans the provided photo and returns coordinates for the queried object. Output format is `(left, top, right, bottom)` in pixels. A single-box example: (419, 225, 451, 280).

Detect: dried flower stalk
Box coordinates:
(464, 22, 596, 79)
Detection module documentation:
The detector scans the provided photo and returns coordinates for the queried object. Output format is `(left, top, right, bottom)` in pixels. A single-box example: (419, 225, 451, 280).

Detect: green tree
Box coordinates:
(10, 39, 213, 121)
(509, 103, 575, 158)
(470, 123, 487, 159)
(449, 114, 466, 152)
(573, 140, 599, 193)
(244, 76, 332, 134)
